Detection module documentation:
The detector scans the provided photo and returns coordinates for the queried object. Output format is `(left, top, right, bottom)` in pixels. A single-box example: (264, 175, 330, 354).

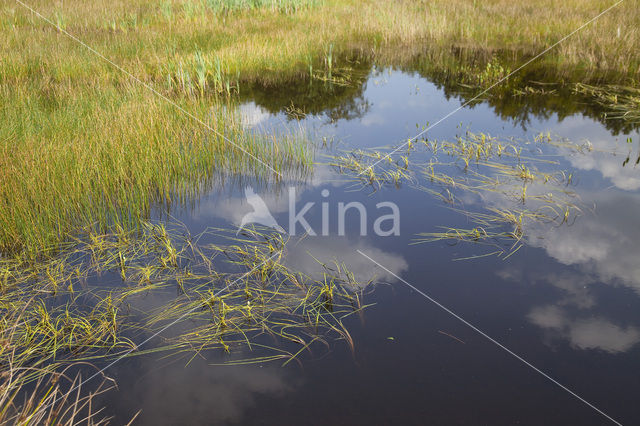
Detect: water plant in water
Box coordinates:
(3, 0, 640, 420)
(0, 361, 118, 425)
(0, 223, 371, 417)
(4, 0, 639, 256)
(328, 132, 590, 257)
(574, 83, 640, 125)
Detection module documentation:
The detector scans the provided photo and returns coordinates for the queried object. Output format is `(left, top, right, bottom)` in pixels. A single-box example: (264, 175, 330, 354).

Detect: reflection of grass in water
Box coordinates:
(329, 132, 588, 257)
(574, 83, 640, 125)
(0, 224, 369, 417)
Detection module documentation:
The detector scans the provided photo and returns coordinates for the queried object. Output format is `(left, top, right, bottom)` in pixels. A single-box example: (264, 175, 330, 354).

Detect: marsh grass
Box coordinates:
(0, 223, 370, 418)
(0, 364, 118, 425)
(202, 0, 322, 14)
(5, 0, 639, 418)
(4, 0, 640, 254)
(329, 132, 587, 257)
(0, 295, 124, 424)
(574, 83, 640, 125)
(132, 225, 367, 361)
(0, 86, 312, 254)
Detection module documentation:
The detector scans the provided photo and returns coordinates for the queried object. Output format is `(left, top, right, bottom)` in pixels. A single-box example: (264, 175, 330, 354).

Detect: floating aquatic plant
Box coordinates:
(0, 223, 371, 419)
(328, 132, 588, 257)
(574, 83, 640, 125)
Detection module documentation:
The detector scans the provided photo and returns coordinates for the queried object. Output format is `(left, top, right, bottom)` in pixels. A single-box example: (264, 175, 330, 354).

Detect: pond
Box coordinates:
(95, 66, 640, 425)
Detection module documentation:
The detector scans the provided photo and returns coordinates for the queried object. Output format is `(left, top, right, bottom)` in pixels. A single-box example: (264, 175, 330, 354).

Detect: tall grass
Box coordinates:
(2, 0, 639, 254)
(0, 366, 117, 425)
(204, 0, 322, 14)
(574, 83, 640, 124)
(0, 81, 311, 254)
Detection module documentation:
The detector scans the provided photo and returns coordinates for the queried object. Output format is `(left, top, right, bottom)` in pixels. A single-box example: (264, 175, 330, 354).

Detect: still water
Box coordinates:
(98, 67, 640, 425)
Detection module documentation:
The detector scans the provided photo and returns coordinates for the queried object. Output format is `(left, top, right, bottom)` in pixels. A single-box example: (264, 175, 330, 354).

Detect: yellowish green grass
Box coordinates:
(0, 364, 116, 425)
(1, 224, 365, 366)
(2, 0, 639, 253)
(0, 224, 369, 419)
(329, 132, 588, 257)
(2, 0, 639, 418)
(0, 86, 312, 253)
(574, 83, 640, 124)
(6, 0, 638, 83)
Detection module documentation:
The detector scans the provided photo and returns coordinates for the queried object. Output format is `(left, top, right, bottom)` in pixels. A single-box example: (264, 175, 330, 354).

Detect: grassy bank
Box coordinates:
(1, 84, 311, 253)
(2, 0, 638, 253)
(2, 0, 638, 421)
(6, 0, 638, 84)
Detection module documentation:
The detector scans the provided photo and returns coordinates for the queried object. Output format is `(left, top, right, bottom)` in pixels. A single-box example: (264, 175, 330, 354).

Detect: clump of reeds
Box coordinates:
(0, 293, 125, 425)
(0, 91, 312, 255)
(134, 225, 367, 361)
(204, 0, 322, 15)
(574, 83, 640, 125)
(0, 363, 118, 426)
(0, 223, 370, 381)
(329, 132, 586, 257)
(5, 0, 640, 255)
(0, 222, 371, 421)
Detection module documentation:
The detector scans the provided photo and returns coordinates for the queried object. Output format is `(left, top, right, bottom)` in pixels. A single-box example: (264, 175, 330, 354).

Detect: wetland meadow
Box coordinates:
(2, 0, 640, 424)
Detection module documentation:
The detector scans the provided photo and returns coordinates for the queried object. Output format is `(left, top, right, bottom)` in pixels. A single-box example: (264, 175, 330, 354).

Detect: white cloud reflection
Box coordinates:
(551, 115, 640, 191)
(527, 191, 640, 293)
(499, 266, 640, 354)
(238, 102, 270, 127)
(528, 305, 640, 354)
(191, 164, 347, 226)
(108, 359, 294, 425)
(284, 236, 408, 288)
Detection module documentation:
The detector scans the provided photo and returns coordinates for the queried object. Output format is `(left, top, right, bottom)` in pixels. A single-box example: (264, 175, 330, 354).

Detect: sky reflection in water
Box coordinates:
(105, 69, 640, 425)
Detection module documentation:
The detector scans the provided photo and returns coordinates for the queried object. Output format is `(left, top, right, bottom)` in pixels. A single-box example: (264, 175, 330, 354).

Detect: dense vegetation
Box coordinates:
(1, 0, 638, 422)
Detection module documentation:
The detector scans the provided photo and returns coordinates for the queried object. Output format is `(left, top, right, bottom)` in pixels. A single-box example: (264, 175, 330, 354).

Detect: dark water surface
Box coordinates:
(99, 68, 640, 425)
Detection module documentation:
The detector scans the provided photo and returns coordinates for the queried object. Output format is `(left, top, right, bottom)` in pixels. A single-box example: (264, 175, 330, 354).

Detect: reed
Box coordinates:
(574, 83, 640, 125)
(0, 224, 370, 419)
(329, 132, 587, 257)
(0, 365, 117, 426)
(4, 0, 639, 254)
(0, 87, 312, 254)
(0, 226, 370, 422)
